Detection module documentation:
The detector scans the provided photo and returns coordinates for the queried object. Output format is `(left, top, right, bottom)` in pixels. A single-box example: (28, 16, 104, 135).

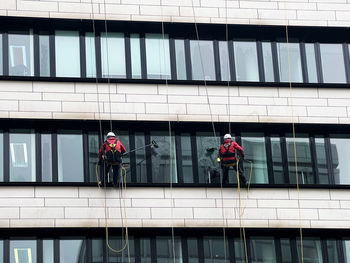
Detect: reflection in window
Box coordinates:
(156, 236, 182, 263)
(203, 236, 228, 263)
(10, 130, 36, 182)
(320, 44, 346, 83)
(219, 41, 230, 81)
(330, 135, 350, 184)
(280, 239, 292, 263)
(241, 133, 268, 184)
(140, 238, 151, 263)
(188, 238, 199, 263)
(9, 31, 34, 76)
(151, 131, 177, 183)
(60, 239, 86, 263)
(85, 32, 96, 78)
(135, 132, 147, 183)
(55, 31, 80, 77)
(57, 131, 84, 182)
(234, 238, 248, 263)
(101, 32, 126, 78)
(286, 136, 314, 184)
(250, 237, 276, 263)
(343, 240, 350, 262)
(41, 134, 52, 182)
(88, 132, 99, 183)
(181, 133, 194, 183)
(315, 136, 329, 184)
(0, 34, 2, 75)
(0, 132, 3, 182)
(271, 136, 284, 184)
(117, 131, 130, 183)
(145, 34, 171, 79)
(130, 34, 141, 79)
(109, 236, 135, 263)
(92, 239, 103, 263)
(10, 240, 36, 263)
(234, 41, 259, 81)
(196, 132, 220, 183)
(190, 40, 216, 81)
(305, 44, 318, 83)
(39, 34, 50, 77)
(175, 39, 187, 80)
(327, 240, 339, 262)
(277, 42, 303, 82)
(297, 238, 323, 263)
(43, 240, 54, 263)
(262, 42, 274, 82)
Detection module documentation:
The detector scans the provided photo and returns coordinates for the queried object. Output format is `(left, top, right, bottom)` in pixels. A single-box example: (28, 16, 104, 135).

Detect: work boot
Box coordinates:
(239, 174, 247, 187)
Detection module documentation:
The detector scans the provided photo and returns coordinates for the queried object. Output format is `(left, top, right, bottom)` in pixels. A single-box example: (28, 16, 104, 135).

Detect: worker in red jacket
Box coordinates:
(218, 134, 246, 185)
(98, 132, 126, 186)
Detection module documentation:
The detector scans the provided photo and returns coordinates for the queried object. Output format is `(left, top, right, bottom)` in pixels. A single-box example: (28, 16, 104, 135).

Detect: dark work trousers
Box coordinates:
(99, 163, 121, 186)
(221, 160, 246, 185)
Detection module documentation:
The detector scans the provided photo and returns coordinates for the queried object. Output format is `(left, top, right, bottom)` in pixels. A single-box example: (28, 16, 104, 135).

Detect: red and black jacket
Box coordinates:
(98, 137, 126, 161)
(218, 139, 244, 164)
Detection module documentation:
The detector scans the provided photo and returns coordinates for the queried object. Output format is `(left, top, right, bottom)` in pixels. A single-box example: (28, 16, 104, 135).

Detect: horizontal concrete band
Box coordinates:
(0, 186, 348, 228)
(0, 81, 349, 124)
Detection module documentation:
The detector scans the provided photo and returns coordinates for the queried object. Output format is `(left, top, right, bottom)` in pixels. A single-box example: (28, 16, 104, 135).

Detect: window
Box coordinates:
(41, 134, 52, 182)
(135, 132, 147, 183)
(234, 41, 259, 81)
(188, 238, 199, 263)
(241, 133, 268, 184)
(219, 41, 231, 81)
(262, 42, 274, 82)
(151, 131, 177, 183)
(130, 34, 141, 79)
(39, 34, 50, 77)
(88, 132, 99, 183)
(101, 32, 126, 78)
(60, 239, 86, 263)
(234, 238, 248, 263)
(0, 132, 3, 182)
(343, 240, 350, 262)
(43, 240, 54, 263)
(250, 237, 276, 263)
(9, 31, 34, 76)
(330, 135, 350, 184)
(145, 34, 171, 79)
(280, 239, 292, 263)
(320, 44, 346, 83)
(10, 240, 36, 263)
(156, 237, 182, 263)
(277, 42, 303, 82)
(0, 240, 3, 263)
(327, 240, 339, 262)
(9, 130, 36, 182)
(181, 133, 194, 183)
(57, 131, 84, 182)
(203, 236, 229, 263)
(55, 31, 80, 77)
(271, 136, 284, 184)
(0, 34, 3, 75)
(305, 43, 318, 83)
(85, 32, 96, 78)
(190, 40, 216, 81)
(297, 238, 323, 263)
(140, 238, 151, 263)
(108, 236, 135, 263)
(92, 239, 103, 263)
(175, 39, 187, 80)
(315, 136, 329, 184)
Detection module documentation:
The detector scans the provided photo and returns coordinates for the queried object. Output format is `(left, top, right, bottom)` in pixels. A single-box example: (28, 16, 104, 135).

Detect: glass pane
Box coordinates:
(305, 44, 317, 83)
(190, 40, 216, 81)
(343, 240, 350, 262)
(60, 239, 86, 263)
(92, 239, 103, 263)
(241, 133, 268, 184)
(10, 240, 36, 263)
(140, 238, 151, 263)
(219, 41, 230, 81)
(320, 44, 346, 83)
(101, 32, 126, 78)
(286, 135, 314, 184)
(0, 132, 3, 182)
(41, 134, 52, 182)
(262, 42, 274, 82)
(57, 131, 84, 182)
(181, 133, 193, 183)
(250, 237, 276, 263)
(175, 39, 187, 80)
(135, 132, 147, 183)
(88, 132, 99, 183)
(0, 34, 2, 75)
(297, 238, 323, 263)
(327, 240, 339, 262)
(151, 131, 177, 183)
(156, 236, 182, 263)
(55, 30, 80, 77)
(10, 130, 36, 182)
(234, 238, 248, 263)
(196, 132, 220, 184)
(108, 236, 135, 263)
(280, 239, 292, 263)
(277, 42, 303, 82)
(188, 238, 199, 263)
(203, 236, 228, 263)
(315, 136, 329, 184)
(117, 131, 130, 183)
(271, 136, 284, 184)
(43, 240, 54, 263)
(85, 32, 96, 78)
(330, 135, 350, 184)
(234, 41, 259, 81)
(0, 240, 3, 263)
(9, 31, 34, 76)
(130, 34, 141, 79)
(145, 34, 171, 79)
(39, 34, 50, 77)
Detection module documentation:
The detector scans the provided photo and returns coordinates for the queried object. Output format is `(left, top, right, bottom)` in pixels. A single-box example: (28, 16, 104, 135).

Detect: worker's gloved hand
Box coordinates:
(217, 157, 221, 163)
(98, 160, 102, 165)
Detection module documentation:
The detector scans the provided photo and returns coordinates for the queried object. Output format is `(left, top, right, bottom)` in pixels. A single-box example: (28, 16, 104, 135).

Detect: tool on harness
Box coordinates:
(123, 140, 158, 155)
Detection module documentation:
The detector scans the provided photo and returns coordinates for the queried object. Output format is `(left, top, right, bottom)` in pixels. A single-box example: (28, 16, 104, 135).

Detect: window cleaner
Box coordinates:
(217, 134, 246, 185)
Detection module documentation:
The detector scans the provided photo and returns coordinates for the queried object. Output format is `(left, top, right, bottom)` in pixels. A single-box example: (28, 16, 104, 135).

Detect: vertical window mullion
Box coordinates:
(246, 236, 252, 263)
(125, 33, 132, 79)
(228, 40, 236, 82)
(184, 38, 192, 80)
(337, 239, 345, 263)
(325, 135, 335, 185)
(175, 132, 184, 184)
(257, 41, 265, 82)
(342, 43, 350, 84)
(34, 29, 40, 77)
(36, 132, 42, 182)
(300, 42, 309, 83)
(52, 132, 58, 183)
(271, 41, 280, 82)
(151, 237, 157, 263)
(290, 238, 298, 263)
(169, 37, 177, 80)
(86, 238, 92, 263)
(181, 237, 189, 263)
(213, 40, 221, 81)
(3, 129, 9, 182)
(265, 135, 274, 184)
(4, 239, 9, 263)
(191, 133, 199, 184)
(54, 239, 59, 263)
(228, 236, 235, 262)
(49, 29, 56, 77)
(2, 32, 8, 76)
(274, 238, 283, 263)
(309, 136, 320, 184)
(134, 237, 141, 263)
(95, 31, 102, 78)
(280, 136, 290, 184)
(321, 238, 329, 263)
(83, 131, 89, 183)
(37, 239, 43, 263)
(315, 42, 323, 83)
(80, 30, 86, 78)
(198, 237, 204, 263)
(140, 33, 147, 79)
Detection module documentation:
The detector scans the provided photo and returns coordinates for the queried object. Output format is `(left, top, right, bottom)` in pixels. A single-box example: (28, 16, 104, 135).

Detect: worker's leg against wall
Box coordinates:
(222, 166, 229, 184)
(112, 165, 120, 185)
(103, 163, 111, 185)
(237, 161, 246, 184)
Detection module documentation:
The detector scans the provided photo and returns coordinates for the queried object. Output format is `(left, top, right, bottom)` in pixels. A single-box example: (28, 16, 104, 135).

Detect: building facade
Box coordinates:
(1, 0, 350, 262)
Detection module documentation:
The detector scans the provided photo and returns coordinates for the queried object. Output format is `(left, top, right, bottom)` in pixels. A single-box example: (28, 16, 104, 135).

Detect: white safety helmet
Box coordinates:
(224, 134, 232, 140)
(107, 132, 116, 138)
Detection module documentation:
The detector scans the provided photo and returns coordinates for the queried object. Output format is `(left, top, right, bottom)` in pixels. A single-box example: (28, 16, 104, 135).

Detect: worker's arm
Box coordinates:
(233, 142, 245, 158)
(120, 142, 126, 154)
(217, 145, 222, 158)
